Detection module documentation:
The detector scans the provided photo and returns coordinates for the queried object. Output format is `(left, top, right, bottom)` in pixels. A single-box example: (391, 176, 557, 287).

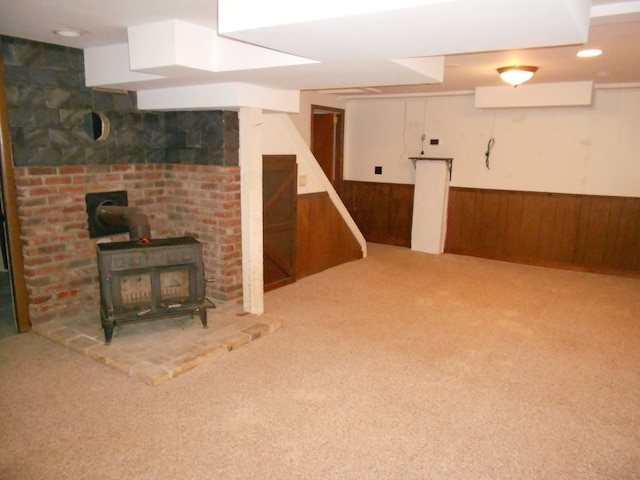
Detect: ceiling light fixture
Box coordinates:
(54, 28, 87, 38)
(497, 65, 539, 87)
(577, 49, 602, 58)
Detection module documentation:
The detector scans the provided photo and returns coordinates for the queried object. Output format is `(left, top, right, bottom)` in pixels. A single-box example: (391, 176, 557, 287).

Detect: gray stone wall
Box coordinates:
(1, 36, 238, 167)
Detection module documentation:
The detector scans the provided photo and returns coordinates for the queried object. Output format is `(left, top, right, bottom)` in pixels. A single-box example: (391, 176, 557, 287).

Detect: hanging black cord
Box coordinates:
(485, 137, 495, 169)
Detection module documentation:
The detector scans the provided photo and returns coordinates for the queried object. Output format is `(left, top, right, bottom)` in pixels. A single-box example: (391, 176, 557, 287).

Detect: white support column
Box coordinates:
(411, 158, 451, 254)
(239, 107, 264, 314)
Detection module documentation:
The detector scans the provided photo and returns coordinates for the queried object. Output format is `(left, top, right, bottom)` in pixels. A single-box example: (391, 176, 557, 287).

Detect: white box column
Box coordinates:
(410, 157, 452, 254)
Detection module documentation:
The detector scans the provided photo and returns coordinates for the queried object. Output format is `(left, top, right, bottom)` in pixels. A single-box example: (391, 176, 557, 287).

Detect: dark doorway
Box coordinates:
(0, 269, 17, 339)
(262, 155, 297, 292)
(311, 105, 344, 194)
(1, 123, 18, 339)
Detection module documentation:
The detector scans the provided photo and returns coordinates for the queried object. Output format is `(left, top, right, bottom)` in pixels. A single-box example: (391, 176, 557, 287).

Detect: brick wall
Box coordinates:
(14, 164, 242, 324)
(163, 165, 242, 300)
(2, 36, 243, 325)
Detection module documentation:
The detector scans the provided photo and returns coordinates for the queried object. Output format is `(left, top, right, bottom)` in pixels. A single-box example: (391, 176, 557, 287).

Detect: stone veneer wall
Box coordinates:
(2, 36, 242, 325)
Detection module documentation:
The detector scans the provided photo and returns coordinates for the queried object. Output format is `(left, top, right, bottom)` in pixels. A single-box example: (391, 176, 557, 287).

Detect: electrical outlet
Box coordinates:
(374, 166, 382, 175)
(430, 139, 439, 145)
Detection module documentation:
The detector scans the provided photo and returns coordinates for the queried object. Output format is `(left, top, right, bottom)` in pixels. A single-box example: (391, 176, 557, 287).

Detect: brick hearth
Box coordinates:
(32, 302, 282, 386)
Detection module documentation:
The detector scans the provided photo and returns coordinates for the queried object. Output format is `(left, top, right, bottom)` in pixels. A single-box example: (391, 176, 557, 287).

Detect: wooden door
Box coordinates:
(263, 155, 297, 291)
(311, 106, 344, 194)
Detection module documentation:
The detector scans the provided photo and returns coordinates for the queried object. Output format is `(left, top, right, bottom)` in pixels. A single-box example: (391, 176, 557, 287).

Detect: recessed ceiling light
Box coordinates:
(577, 49, 602, 58)
(54, 28, 87, 38)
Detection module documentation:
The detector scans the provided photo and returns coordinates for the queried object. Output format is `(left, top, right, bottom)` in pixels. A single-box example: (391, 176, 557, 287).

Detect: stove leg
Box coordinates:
(199, 308, 208, 329)
(103, 321, 115, 345)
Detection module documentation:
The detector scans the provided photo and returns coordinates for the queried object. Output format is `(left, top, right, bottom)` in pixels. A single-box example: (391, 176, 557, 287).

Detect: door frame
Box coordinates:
(310, 105, 345, 195)
(0, 47, 31, 333)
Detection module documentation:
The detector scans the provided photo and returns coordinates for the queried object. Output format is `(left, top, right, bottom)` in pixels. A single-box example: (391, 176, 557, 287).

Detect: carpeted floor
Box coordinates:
(1, 243, 639, 479)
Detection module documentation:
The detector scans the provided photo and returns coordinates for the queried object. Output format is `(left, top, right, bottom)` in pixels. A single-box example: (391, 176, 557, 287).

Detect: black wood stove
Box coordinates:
(87, 191, 210, 344)
(96, 237, 208, 344)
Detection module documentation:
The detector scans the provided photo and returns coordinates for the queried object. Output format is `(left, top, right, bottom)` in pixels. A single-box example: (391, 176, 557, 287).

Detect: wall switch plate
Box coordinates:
(374, 166, 382, 174)
(299, 175, 307, 187)
(430, 139, 439, 145)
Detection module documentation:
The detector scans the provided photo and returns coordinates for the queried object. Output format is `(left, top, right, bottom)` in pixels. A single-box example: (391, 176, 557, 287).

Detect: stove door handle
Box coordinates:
(163, 303, 183, 309)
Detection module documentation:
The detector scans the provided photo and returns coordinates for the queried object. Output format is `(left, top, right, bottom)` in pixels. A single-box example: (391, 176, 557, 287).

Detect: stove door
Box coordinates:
(158, 266, 193, 307)
(110, 270, 154, 315)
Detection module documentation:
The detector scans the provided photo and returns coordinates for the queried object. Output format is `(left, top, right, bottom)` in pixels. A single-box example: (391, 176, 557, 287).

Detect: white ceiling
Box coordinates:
(0, 0, 639, 100)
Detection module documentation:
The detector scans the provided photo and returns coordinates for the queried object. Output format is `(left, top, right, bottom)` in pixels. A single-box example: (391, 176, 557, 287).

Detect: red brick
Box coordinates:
(30, 294, 53, 305)
(112, 165, 134, 172)
(27, 186, 58, 197)
(56, 289, 80, 300)
(88, 173, 122, 183)
(15, 176, 44, 187)
(23, 255, 53, 267)
(122, 172, 145, 181)
(29, 167, 58, 176)
(59, 166, 86, 175)
(143, 172, 163, 181)
(58, 186, 87, 196)
(48, 195, 81, 205)
(85, 165, 112, 173)
(44, 176, 72, 185)
(72, 175, 89, 184)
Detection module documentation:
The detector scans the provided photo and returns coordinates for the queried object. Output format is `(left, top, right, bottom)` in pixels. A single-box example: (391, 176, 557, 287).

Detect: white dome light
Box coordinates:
(497, 66, 539, 87)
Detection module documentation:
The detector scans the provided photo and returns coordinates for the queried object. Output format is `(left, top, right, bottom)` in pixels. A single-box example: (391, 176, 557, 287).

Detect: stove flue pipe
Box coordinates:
(96, 204, 151, 242)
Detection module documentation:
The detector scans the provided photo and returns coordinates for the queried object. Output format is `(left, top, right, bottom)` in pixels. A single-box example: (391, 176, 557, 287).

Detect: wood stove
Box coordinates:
(96, 237, 208, 344)
(87, 191, 212, 344)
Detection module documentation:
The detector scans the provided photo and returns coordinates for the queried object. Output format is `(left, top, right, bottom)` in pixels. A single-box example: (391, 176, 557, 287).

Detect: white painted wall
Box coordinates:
(262, 113, 325, 194)
(262, 90, 349, 194)
(345, 87, 640, 197)
(261, 112, 367, 257)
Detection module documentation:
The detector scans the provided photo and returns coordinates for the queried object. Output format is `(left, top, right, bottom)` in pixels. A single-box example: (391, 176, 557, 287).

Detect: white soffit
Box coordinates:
(84, 44, 163, 88)
(591, 0, 640, 17)
(475, 82, 594, 108)
(218, 0, 591, 60)
(128, 20, 216, 74)
(136, 82, 301, 113)
(128, 20, 317, 76)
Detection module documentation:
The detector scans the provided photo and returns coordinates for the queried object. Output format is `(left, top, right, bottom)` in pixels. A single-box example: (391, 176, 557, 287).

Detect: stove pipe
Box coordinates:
(96, 205, 151, 242)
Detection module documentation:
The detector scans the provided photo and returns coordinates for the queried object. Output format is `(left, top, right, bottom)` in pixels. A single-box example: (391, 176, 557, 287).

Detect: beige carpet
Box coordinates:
(1, 243, 639, 479)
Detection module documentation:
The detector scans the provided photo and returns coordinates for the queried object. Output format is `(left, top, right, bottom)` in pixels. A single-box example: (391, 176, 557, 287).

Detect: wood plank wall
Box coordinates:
(341, 180, 414, 247)
(297, 192, 363, 278)
(340, 181, 640, 276)
(446, 187, 640, 275)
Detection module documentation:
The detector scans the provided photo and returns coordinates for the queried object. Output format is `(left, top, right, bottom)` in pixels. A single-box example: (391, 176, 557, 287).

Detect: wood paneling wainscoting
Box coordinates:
(446, 187, 640, 276)
(340, 181, 640, 276)
(341, 180, 414, 247)
(297, 192, 363, 278)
